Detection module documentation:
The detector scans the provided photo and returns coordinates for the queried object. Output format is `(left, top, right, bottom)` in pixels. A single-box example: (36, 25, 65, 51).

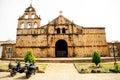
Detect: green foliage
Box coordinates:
(92, 51, 102, 66)
(74, 63, 117, 73)
(114, 64, 120, 73)
(24, 50, 35, 64)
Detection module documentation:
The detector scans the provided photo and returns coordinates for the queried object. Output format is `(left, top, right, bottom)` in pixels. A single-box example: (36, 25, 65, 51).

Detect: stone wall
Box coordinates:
(15, 5, 109, 58)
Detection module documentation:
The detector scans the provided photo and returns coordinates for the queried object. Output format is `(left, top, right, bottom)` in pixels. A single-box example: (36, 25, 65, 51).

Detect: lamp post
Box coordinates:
(112, 42, 117, 65)
(10, 51, 12, 63)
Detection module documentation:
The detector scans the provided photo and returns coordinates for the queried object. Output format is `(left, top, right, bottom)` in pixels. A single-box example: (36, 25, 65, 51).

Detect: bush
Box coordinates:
(114, 64, 120, 73)
(91, 69, 102, 73)
(80, 68, 89, 73)
(92, 51, 102, 67)
(91, 69, 97, 73)
(24, 50, 35, 64)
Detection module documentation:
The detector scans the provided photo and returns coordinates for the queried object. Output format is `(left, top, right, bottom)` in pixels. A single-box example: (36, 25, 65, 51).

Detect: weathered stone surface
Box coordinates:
(15, 5, 109, 58)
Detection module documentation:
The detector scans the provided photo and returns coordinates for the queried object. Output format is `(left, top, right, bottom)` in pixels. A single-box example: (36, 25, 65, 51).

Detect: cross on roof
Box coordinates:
(30, 0, 33, 7)
(59, 11, 63, 15)
(31, 0, 33, 5)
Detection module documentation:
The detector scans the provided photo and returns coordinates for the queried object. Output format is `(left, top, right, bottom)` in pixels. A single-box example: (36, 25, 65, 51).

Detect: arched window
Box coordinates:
(28, 23, 31, 28)
(57, 28, 60, 34)
(21, 23, 24, 29)
(34, 22, 38, 28)
(25, 14, 28, 19)
(32, 14, 35, 19)
(62, 28, 66, 33)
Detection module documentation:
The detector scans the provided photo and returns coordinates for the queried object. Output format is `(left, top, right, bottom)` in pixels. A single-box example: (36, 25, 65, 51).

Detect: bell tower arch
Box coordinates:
(17, 4, 41, 29)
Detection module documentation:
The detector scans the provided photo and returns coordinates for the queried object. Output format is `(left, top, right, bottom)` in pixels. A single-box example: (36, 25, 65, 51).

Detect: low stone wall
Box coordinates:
(1, 57, 116, 63)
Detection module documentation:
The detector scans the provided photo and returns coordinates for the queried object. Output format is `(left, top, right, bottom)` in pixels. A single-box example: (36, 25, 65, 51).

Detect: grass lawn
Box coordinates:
(0, 60, 47, 73)
(0, 61, 9, 72)
(74, 62, 120, 73)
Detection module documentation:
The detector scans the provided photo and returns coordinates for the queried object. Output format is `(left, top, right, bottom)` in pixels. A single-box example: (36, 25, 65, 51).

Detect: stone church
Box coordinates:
(15, 4, 109, 58)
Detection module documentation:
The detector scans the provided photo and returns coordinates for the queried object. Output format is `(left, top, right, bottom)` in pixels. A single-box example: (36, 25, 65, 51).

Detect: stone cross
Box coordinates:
(59, 11, 63, 15)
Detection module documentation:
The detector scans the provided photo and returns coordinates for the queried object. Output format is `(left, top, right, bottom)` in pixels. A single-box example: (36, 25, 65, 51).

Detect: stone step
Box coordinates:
(1, 57, 115, 63)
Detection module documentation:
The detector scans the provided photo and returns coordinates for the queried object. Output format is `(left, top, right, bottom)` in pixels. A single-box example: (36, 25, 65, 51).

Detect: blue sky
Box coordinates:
(0, 0, 120, 42)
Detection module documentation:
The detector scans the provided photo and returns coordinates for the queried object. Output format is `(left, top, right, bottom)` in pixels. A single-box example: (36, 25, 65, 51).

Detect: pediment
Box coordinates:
(48, 15, 74, 26)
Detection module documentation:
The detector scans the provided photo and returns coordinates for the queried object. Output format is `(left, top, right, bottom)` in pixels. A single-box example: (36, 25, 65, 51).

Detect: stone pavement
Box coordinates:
(45, 63, 78, 73)
(0, 63, 120, 80)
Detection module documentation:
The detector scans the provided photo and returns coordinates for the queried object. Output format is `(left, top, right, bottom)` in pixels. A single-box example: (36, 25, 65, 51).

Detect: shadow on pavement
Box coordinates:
(15, 75, 27, 80)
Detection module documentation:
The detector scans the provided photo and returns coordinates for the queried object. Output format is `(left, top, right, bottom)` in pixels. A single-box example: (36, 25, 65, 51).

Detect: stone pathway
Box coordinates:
(45, 63, 78, 73)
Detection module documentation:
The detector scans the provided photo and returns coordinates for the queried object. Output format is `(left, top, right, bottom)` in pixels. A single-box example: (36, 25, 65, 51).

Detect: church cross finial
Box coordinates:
(30, 0, 32, 6)
(59, 11, 63, 15)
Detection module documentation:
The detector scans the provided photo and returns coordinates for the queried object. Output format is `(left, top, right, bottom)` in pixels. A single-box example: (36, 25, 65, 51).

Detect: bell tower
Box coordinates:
(16, 4, 42, 58)
(17, 4, 41, 29)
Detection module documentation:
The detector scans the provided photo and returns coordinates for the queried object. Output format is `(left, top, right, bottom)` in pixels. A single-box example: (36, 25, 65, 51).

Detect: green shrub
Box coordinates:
(92, 51, 102, 67)
(114, 64, 120, 73)
(24, 50, 35, 64)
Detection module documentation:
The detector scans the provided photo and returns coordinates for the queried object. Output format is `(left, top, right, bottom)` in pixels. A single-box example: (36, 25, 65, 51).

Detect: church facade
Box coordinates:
(15, 5, 109, 58)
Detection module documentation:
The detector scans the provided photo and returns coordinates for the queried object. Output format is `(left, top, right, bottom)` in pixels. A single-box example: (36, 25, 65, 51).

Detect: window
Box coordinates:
(6, 47, 12, 53)
(29, 8, 32, 11)
(32, 14, 35, 19)
(25, 14, 28, 19)
(62, 28, 66, 33)
(21, 23, 24, 29)
(28, 23, 31, 28)
(57, 28, 60, 34)
(34, 22, 38, 28)
(109, 45, 117, 53)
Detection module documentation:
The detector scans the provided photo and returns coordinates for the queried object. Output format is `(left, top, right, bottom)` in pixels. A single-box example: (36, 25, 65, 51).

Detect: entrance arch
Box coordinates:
(55, 40, 68, 57)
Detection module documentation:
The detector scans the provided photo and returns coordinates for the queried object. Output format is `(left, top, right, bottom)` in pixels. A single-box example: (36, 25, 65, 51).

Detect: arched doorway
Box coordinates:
(55, 40, 68, 57)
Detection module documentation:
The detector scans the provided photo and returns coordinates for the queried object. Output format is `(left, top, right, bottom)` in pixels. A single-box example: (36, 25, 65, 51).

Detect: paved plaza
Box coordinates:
(0, 63, 120, 80)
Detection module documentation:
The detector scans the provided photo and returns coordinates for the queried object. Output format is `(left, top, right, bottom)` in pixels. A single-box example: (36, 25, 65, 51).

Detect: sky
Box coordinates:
(0, 0, 120, 42)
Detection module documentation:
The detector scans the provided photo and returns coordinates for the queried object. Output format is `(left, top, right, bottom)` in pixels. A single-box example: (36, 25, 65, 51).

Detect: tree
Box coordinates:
(24, 50, 35, 64)
(92, 51, 102, 67)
